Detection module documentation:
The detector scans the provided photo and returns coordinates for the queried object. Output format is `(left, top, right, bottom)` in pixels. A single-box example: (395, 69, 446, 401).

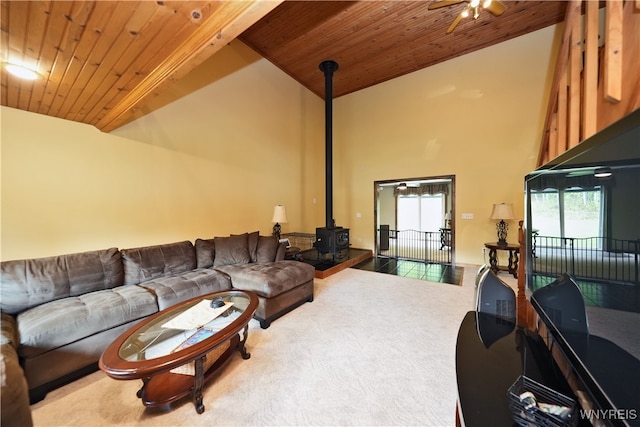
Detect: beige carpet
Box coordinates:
(31, 266, 483, 427)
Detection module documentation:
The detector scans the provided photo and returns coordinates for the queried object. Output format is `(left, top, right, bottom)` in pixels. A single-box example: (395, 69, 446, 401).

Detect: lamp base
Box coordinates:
(496, 220, 509, 246)
(272, 223, 281, 240)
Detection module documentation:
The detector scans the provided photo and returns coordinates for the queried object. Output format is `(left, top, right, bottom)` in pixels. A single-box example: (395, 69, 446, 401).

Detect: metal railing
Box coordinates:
(377, 228, 452, 264)
(532, 235, 640, 284)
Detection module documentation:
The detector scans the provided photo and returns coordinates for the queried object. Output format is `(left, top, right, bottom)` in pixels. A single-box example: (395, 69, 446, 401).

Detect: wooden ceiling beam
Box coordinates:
(96, 0, 283, 133)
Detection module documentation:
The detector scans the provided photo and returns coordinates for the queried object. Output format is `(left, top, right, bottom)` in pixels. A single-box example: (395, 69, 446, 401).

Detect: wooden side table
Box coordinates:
(285, 246, 301, 260)
(484, 242, 519, 278)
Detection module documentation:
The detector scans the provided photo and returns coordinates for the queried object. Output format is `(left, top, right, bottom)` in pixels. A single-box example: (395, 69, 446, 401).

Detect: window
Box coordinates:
(530, 187, 602, 239)
(397, 194, 445, 232)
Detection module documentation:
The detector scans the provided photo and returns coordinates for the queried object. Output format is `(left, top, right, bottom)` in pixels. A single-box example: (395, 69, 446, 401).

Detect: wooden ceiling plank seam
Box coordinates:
(58, 1, 129, 119)
(16, 2, 45, 111)
(239, 1, 353, 51)
(83, 1, 220, 125)
(46, 1, 100, 118)
(55, 0, 161, 121)
(94, 0, 258, 129)
(1, 2, 12, 107)
(309, 6, 563, 97)
(255, 1, 483, 66)
(243, 2, 400, 67)
(34, 1, 77, 116)
(239, 1, 566, 99)
(69, 1, 148, 121)
(3, 1, 30, 110)
(26, 1, 55, 112)
(69, 1, 147, 122)
(97, 0, 284, 132)
(81, 1, 219, 124)
(240, 4, 421, 92)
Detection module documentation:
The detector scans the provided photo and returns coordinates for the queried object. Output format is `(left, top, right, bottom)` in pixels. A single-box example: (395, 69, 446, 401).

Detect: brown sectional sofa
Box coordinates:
(0, 231, 314, 426)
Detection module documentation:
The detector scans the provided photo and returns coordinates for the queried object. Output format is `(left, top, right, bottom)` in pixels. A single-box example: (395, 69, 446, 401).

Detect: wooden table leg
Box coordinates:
(193, 355, 205, 414)
(508, 249, 519, 278)
(489, 248, 498, 274)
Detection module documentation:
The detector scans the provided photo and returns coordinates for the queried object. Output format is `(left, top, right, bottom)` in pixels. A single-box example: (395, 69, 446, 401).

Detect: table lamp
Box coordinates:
(490, 203, 514, 246)
(272, 205, 288, 240)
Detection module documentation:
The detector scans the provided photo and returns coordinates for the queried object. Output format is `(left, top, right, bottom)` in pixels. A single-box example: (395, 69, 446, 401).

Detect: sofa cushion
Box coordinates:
(256, 236, 279, 263)
(137, 269, 233, 310)
(247, 231, 259, 263)
(17, 285, 158, 359)
(213, 234, 250, 267)
(121, 241, 196, 286)
(194, 238, 215, 268)
(0, 248, 123, 315)
(217, 261, 314, 298)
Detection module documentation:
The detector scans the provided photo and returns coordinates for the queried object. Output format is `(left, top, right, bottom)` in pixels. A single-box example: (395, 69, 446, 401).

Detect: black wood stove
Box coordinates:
(314, 60, 349, 259)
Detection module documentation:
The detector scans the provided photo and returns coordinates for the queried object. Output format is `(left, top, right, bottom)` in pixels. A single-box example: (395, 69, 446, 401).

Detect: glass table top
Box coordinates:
(118, 291, 252, 362)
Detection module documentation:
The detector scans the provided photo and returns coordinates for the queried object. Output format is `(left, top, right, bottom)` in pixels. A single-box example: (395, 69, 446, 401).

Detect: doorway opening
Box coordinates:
(374, 176, 455, 266)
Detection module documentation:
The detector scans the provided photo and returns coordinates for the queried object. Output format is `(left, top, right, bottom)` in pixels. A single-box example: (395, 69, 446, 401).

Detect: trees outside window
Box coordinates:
(531, 187, 602, 240)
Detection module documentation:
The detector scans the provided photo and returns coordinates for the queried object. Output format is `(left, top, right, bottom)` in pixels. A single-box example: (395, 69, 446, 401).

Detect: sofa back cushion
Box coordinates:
(0, 248, 123, 315)
(194, 238, 215, 268)
(121, 241, 196, 286)
(256, 236, 279, 263)
(213, 234, 251, 267)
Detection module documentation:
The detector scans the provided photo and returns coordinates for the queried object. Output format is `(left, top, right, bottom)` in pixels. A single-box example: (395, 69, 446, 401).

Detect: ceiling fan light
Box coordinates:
(461, 8, 470, 18)
(482, 0, 493, 8)
(470, 0, 481, 8)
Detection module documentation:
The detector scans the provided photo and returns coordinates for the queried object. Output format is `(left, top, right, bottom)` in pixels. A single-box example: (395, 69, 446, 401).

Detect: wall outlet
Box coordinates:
(461, 213, 474, 220)
(356, 212, 361, 218)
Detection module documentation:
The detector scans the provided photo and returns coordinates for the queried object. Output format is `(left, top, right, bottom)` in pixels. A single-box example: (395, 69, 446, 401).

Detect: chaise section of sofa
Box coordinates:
(197, 232, 315, 328)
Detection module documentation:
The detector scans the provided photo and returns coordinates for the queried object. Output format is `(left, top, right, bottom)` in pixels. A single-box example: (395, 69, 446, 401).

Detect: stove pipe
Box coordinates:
(319, 60, 338, 229)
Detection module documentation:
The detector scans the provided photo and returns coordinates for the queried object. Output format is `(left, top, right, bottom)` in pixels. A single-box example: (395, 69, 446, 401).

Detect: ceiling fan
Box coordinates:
(428, 0, 506, 34)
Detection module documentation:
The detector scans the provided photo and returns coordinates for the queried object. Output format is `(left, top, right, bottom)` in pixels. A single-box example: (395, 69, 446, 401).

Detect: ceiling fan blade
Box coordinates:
(483, 0, 506, 16)
(446, 11, 464, 34)
(428, 0, 465, 11)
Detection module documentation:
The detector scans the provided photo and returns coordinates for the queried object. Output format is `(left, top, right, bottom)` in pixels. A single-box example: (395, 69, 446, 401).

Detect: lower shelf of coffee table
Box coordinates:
(140, 334, 240, 407)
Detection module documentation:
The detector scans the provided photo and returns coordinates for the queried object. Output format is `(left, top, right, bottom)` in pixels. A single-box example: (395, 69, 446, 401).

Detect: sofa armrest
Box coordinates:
(1, 313, 18, 348)
(1, 314, 33, 426)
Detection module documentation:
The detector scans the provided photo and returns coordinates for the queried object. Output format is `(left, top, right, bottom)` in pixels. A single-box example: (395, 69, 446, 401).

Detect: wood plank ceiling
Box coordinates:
(1, 1, 567, 133)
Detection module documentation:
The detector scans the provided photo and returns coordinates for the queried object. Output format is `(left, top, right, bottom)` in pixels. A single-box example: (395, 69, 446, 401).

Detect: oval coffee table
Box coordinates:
(99, 290, 258, 414)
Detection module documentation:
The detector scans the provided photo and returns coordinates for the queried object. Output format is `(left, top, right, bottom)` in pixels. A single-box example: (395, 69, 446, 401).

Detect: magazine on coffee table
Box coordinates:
(161, 300, 233, 331)
(172, 328, 217, 352)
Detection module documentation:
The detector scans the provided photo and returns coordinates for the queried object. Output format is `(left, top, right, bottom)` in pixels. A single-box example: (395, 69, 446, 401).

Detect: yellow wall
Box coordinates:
(1, 41, 325, 260)
(333, 25, 559, 265)
(1, 26, 560, 265)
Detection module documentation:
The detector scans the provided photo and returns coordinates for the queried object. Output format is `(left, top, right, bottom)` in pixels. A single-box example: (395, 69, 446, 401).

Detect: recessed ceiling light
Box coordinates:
(4, 63, 41, 80)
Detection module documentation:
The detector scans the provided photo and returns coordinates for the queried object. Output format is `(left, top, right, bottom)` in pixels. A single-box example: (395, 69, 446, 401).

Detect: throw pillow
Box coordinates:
(256, 235, 279, 263)
(247, 231, 259, 262)
(213, 234, 250, 267)
(194, 238, 215, 268)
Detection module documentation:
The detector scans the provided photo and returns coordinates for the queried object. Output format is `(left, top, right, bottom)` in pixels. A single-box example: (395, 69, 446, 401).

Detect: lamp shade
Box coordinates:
(490, 203, 514, 220)
(272, 205, 288, 224)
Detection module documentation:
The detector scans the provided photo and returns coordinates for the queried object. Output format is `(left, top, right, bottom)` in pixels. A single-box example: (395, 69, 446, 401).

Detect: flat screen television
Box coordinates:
(525, 108, 640, 426)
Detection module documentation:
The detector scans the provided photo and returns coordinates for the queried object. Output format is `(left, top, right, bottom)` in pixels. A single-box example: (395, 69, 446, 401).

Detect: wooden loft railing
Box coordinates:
(518, 0, 640, 328)
(537, 0, 640, 166)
